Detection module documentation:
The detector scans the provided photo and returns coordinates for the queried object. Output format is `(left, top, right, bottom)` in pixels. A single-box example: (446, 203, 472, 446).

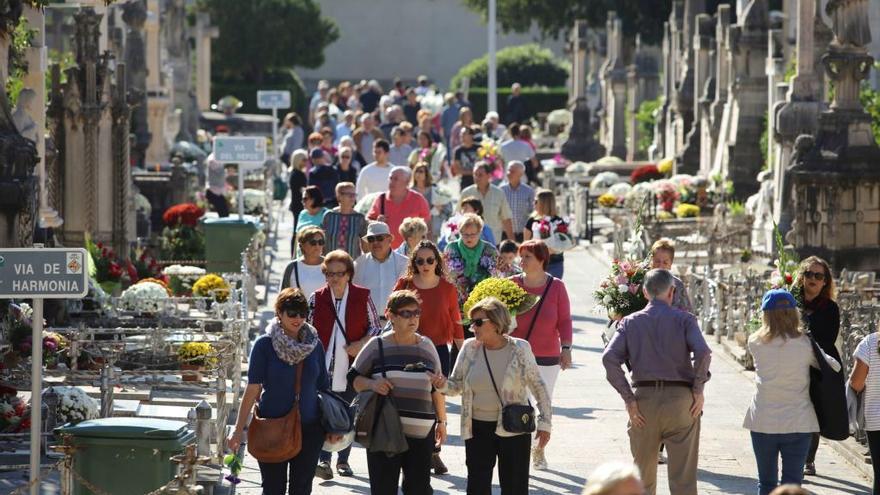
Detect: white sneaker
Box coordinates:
(658, 451, 667, 464)
(532, 446, 548, 470)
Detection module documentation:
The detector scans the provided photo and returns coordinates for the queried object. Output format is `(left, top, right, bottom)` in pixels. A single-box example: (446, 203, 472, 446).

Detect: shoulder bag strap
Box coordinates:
(329, 294, 351, 345)
(380, 193, 386, 216)
(523, 276, 553, 342)
(293, 261, 301, 289)
(483, 345, 505, 406)
(281, 263, 295, 290)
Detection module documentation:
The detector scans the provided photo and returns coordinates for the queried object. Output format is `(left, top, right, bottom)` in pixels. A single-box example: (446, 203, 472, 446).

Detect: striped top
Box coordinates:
(322, 208, 368, 259)
(350, 333, 441, 439)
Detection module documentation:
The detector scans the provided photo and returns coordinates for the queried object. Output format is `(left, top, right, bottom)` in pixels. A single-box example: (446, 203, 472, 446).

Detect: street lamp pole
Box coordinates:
(488, 0, 497, 113)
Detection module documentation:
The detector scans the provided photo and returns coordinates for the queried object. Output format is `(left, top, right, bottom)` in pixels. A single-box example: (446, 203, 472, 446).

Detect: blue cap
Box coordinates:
(309, 148, 325, 160)
(761, 289, 797, 311)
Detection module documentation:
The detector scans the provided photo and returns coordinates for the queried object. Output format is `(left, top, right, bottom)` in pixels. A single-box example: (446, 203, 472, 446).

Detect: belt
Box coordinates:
(632, 380, 692, 388)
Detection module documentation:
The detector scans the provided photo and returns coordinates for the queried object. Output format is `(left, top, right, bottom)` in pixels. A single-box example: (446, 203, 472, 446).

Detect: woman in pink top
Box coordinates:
(508, 239, 572, 471)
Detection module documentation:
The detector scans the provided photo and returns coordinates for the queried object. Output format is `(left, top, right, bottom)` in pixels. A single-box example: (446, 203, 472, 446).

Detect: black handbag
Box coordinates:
(483, 345, 536, 433)
(807, 332, 849, 441)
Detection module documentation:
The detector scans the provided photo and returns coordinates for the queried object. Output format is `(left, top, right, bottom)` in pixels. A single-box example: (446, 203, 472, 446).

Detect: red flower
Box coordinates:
(108, 261, 123, 279)
(784, 274, 793, 284)
(126, 260, 139, 283)
(163, 203, 205, 227)
(556, 222, 569, 234)
(630, 165, 664, 184)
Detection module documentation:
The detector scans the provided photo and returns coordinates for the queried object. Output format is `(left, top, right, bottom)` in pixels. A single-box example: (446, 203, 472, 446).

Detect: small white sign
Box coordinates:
(213, 136, 267, 166)
(257, 90, 291, 110)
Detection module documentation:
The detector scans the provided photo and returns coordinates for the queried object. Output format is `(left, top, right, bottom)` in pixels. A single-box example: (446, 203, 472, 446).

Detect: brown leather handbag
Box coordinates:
(247, 361, 304, 463)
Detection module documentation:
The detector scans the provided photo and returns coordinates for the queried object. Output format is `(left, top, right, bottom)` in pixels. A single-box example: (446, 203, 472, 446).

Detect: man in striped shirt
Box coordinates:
(322, 182, 368, 258)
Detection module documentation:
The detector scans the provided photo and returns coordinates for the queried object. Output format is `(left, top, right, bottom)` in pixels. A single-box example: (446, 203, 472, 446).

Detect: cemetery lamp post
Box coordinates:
(487, 0, 497, 113)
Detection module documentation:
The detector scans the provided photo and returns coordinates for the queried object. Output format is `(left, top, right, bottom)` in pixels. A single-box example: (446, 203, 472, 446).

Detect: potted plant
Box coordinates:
(192, 274, 230, 303)
(177, 342, 215, 382)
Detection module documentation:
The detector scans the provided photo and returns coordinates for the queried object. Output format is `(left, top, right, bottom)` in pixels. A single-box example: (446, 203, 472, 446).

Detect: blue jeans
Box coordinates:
(750, 431, 812, 495)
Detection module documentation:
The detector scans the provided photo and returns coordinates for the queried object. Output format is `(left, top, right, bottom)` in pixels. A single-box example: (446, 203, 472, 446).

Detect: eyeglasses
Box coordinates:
(460, 231, 480, 239)
(415, 257, 436, 266)
(802, 270, 825, 281)
(305, 238, 325, 246)
(324, 270, 347, 278)
(470, 318, 491, 327)
(283, 309, 308, 319)
(366, 235, 387, 243)
(393, 309, 421, 319)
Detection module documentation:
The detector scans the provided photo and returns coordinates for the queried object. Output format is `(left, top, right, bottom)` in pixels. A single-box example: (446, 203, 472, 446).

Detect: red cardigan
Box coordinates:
(311, 284, 372, 350)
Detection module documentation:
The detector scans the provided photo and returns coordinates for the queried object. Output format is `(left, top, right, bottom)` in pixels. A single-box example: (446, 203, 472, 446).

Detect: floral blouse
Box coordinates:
(443, 240, 500, 309)
(443, 337, 552, 440)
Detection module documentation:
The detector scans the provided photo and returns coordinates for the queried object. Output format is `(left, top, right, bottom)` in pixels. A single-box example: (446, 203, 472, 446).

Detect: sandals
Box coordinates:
(336, 463, 354, 477)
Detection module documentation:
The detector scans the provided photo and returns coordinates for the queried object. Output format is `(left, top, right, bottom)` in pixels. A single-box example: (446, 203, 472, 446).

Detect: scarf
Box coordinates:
(454, 240, 484, 279)
(269, 319, 319, 366)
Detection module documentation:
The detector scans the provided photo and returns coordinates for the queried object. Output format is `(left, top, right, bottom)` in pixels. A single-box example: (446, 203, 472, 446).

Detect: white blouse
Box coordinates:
(854, 333, 880, 431)
(743, 333, 840, 434)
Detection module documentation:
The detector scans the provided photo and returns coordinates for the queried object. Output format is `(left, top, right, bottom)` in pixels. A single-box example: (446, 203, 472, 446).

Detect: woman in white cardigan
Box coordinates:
(743, 289, 840, 495)
(439, 296, 551, 495)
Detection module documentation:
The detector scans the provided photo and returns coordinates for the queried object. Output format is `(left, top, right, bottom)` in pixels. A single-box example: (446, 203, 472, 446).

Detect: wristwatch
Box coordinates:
(561, 345, 572, 351)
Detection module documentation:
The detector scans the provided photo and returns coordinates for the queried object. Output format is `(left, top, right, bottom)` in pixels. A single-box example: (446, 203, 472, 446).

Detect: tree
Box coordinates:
(450, 43, 567, 89)
(197, 0, 338, 85)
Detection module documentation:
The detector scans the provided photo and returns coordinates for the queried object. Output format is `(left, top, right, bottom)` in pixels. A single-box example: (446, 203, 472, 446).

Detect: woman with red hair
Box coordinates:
(508, 239, 572, 471)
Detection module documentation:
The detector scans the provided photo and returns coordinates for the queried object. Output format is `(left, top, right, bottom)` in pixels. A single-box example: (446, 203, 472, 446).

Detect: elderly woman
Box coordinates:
(394, 217, 429, 257)
(790, 256, 840, 476)
(582, 462, 645, 495)
(309, 250, 381, 480)
(442, 296, 551, 494)
(437, 197, 496, 251)
(849, 328, 880, 493)
(334, 145, 359, 184)
(281, 227, 326, 300)
(744, 289, 840, 495)
(411, 162, 452, 240)
(649, 239, 692, 313)
(349, 290, 447, 495)
(509, 239, 572, 471)
(443, 213, 499, 312)
(227, 288, 339, 495)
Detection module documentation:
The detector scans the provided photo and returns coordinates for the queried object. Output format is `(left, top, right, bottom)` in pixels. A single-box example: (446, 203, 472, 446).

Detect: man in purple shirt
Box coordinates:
(602, 269, 711, 495)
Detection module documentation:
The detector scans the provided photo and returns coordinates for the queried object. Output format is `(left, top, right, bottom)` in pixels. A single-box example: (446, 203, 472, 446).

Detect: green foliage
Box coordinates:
(212, 68, 308, 116)
(860, 64, 880, 145)
(463, 86, 568, 123)
(46, 49, 75, 97)
(727, 200, 746, 217)
(783, 57, 797, 84)
(196, 0, 338, 84)
(635, 97, 661, 156)
(450, 44, 568, 90)
(5, 18, 33, 106)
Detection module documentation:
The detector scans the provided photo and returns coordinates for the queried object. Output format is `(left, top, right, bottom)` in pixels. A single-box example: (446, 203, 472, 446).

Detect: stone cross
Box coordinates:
(195, 12, 219, 111)
(603, 13, 627, 159)
(570, 20, 588, 103)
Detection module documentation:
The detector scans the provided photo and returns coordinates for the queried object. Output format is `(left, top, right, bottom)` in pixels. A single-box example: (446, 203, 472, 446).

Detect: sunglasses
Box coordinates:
(802, 270, 825, 281)
(394, 309, 421, 319)
(415, 257, 436, 266)
(305, 238, 325, 246)
(366, 235, 387, 243)
(324, 270, 347, 278)
(283, 309, 308, 319)
(470, 318, 491, 327)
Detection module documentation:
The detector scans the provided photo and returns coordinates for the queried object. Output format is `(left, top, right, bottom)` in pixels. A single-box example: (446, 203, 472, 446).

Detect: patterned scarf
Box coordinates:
(268, 319, 319, 366)
(454, 240, 484, 279)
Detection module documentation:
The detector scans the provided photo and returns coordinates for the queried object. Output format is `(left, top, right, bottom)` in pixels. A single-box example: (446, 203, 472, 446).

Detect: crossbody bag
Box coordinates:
(484, 345, 536, 433)
(247, 361, 304, 462)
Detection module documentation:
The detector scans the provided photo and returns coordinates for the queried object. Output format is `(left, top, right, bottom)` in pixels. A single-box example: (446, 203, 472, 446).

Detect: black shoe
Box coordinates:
(431, 453, 449, 475)
(804, 462, 816, 476)
(315, 461, 333, 480)
(337, 463, 354, 477)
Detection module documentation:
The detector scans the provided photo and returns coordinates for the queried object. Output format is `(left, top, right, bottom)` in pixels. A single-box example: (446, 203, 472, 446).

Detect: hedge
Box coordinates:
(450, 43, 569, 90)
(465, 87, 569, 123)
(211, 69, 309, 118)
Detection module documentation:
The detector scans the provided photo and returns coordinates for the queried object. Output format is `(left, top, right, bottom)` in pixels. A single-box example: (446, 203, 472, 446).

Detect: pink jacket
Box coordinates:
(510, 276, 573, 361)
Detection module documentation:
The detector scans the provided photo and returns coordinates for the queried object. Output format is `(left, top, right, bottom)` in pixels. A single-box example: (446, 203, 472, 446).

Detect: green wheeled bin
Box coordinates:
(56, 417, 195, 495)
(201, 215, 259, 273)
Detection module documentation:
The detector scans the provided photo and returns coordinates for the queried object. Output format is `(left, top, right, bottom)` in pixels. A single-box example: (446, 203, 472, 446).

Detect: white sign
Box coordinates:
(0, 248, 89, 298)
(213, 136, 267, 166)
(257, 90, 291, 110)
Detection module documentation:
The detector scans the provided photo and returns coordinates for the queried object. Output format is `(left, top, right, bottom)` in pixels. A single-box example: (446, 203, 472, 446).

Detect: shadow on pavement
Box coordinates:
(696, 468, 754, 494)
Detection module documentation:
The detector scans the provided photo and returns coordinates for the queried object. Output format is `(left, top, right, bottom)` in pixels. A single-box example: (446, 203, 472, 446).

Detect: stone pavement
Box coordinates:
(234, 208, 872, 494)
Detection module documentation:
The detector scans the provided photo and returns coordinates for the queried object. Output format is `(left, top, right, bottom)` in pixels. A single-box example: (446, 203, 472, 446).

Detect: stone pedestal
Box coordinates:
(562, 20, 605, 162)
(194, 13, 218, 111)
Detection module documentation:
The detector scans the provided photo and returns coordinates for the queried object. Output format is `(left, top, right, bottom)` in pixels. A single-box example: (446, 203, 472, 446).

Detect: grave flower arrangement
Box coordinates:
(160, 203, 205, 261)
(85, 236, 123, 294)
(162, 265, 206, 296)
(675, 203, 701, 218)
(476, 139, 504, 179)
(590, 172, 623, 195)
(657, 157, 674, 175)
(44, 386, 99, 425)
(192, 274, 230, 303)
(593, 258, 649, 319)
(0, 385, 29, 433)
(3, 303, 68, 367)
(630, 164, 664, 184)
(119, 280, 170, 313)
(462, 278, 539, 327)
(177, 342, 217, 367)
(652, 179, 680, 212)
(235, 188, 268, 216)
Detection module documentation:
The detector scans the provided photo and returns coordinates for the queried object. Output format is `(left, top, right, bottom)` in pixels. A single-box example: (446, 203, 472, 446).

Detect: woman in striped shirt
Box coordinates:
(349, 290, 447, 495)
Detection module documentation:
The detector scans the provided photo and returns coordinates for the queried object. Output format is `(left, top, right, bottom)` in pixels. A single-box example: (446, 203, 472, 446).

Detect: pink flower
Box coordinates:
(628, 284, 640, 294)
(615, 274, 629, 285)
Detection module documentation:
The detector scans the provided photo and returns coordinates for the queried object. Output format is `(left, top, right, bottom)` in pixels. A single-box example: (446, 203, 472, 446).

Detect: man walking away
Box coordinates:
(602, 269, 711, 495)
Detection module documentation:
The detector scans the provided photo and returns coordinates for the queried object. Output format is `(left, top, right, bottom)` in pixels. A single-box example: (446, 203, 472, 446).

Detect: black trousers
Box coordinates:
(805, 432, 820, 463)
(867, 430, 880, 494)
(257, 422, 325, 495)
(206, 188, 229, 217)
(435, 344, 451, 378)
(366, 426, 435, 495)
(465, 419, 531, 495)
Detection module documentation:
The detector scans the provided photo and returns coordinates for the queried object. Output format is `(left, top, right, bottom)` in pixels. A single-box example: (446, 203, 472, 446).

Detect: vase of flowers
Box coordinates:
(162, 264, 207, 296)
(119, 280, 171, 314)
(178, 342, 216, 381)
(85, 235, 123, 296)
(462, 278, 539, 329)
(44, 386, 99, 425)
(192, 274, 230, 303)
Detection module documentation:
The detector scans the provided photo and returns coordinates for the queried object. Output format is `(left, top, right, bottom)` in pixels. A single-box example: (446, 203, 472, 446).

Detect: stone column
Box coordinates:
(123, 0, 149, 169)
(562, 20, 605, 162)
(679, 13, 713, 173)
(664, 2, 685, 160)
(766, 28, 786, 174)
(144, 0, 169, 165)
(165, 0, 195, 142)
(195, 12, 219, 111)
(604, 14, 627, 159)
(654, 22, 672, 160)
(704, 5, 732, 176)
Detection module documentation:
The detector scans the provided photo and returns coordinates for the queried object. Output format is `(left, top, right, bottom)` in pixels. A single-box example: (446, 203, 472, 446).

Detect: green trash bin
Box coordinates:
(56, 417, 195, 495)
(202, 215, 260, 273)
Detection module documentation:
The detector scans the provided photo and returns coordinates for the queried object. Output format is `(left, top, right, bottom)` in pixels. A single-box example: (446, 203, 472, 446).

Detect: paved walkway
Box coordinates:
(234, 207, 872, 494)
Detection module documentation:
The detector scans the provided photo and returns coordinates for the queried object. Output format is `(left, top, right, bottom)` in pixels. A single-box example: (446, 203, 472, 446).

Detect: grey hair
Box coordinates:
(359, 113, 373, 124)
(507, 160, 525, 172)
(643, 269, 675, 299)
(582, 462, 642, 495)
(390, 166, 412, 179)
(467, 297, 512, 334)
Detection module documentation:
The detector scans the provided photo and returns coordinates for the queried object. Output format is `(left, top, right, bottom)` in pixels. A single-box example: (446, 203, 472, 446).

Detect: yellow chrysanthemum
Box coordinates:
(192, 273, 230, 302)
(463, 278, 530, 316)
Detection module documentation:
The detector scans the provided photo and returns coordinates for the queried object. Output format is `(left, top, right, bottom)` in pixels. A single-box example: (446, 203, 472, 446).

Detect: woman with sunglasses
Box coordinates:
(792, 256, 840, 476)
(281, 227, 326, 300)
(294, 186, 329, 257)
(334, 146, 359, 185)
(309, 250, 382, 480)
(349, 290, 447, 495)
(393, 240, 464, 475)
(227, 288, 340, 495)
(442, 296, 551, 494)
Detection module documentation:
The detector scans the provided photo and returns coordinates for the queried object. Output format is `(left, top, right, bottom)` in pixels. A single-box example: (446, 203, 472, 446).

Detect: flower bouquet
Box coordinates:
(531, 216, 576, 253)
(178, 342, 217, 381)
(44, 386, 99, 425)
(477, 138, 504, 180)
(590, 172, 623, 195)
(125, 248, 165, 285)
(0, 385, 29, 433)
(160, 203, 206, 261)
(120, 280, 170, 313)
(630, 164, 664, 184)
(652, 179, 680, 212)
(675, 203, 701, 218)
(192, 274, 230, 303)
(85, 235, 122, 295)
(162, 264, 206, 296)
(462, 277, 539, 328)
(593, 259, 649, 320)
(657, 157, 674, 175)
